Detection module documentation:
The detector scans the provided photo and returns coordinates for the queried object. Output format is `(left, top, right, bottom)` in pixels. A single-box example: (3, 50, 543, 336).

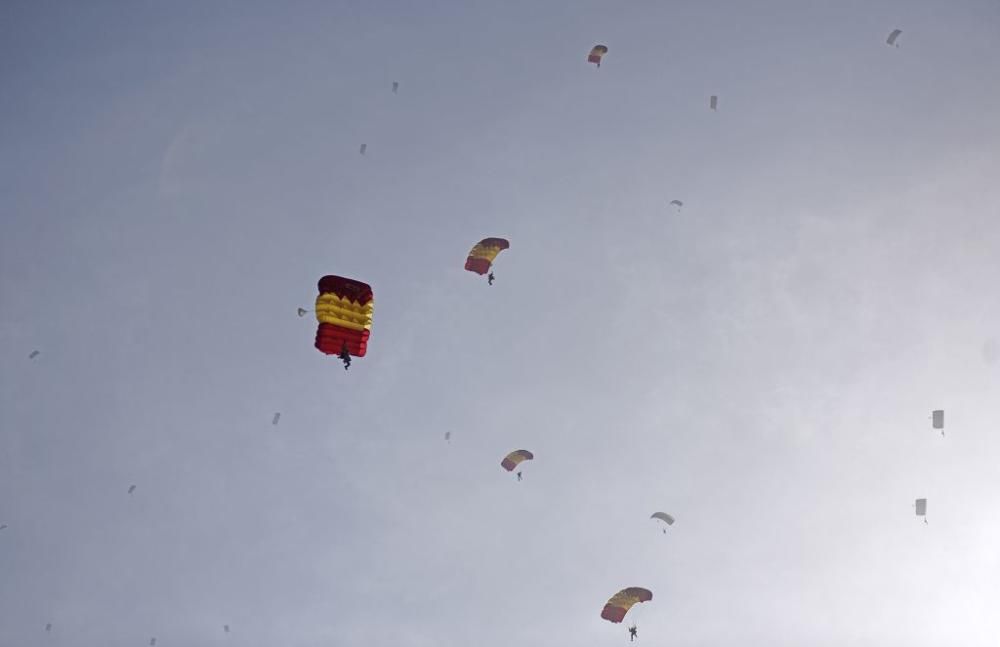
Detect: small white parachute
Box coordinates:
(669, 200, 683, 211)
(709, 95, 718, 111)
(887, 29, 902, 47)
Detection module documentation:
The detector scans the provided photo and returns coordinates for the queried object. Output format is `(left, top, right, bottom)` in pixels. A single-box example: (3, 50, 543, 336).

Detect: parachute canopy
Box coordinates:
(601, 587, 652, 623)
(887, 29, 902, 46)
(0, 524, 7, 531)
(588, 45, 608, 67)
(651, 512, 675, 525)
(315, 276, 374, 358)
(670, 200, 683, 210)
(710, 95, 718, 110)
(359, 143, 367, 155)
(128, 485, 136, 494)
(931, 410, 944, 429)
(29, 350, 40, 359)
(465, 238, 509, 275)
(915, 498, 927, 516)
(501, 449, 533, 471)
(272, 413, 281, 426)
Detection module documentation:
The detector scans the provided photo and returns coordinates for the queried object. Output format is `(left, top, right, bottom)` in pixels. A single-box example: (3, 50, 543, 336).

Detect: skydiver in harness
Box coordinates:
(516, 471, 522, 481)
(339, 342, 351, 370)
(628, 625, 637, 641)
(488, 271, 495, 286)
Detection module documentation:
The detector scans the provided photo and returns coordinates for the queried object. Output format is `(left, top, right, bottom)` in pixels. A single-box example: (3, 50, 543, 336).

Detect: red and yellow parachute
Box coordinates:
(588, 45, 608, 67)
(500, 449, 533, 471)
(314, 275, 374, 358)
(601, 587, 652, 623)
(464, 238, 509, 276)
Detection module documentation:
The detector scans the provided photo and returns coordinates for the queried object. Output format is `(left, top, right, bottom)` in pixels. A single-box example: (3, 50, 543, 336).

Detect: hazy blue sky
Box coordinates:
(2, 1, 999, 645)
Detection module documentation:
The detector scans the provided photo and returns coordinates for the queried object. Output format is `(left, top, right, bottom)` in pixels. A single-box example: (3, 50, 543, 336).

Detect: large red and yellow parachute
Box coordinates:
(588, 45, 608, 67)
(500, 449, 533, 471)
(314, 275, 374, 358)
(464, 238, 509, 276)
(601, 587, 652, 623)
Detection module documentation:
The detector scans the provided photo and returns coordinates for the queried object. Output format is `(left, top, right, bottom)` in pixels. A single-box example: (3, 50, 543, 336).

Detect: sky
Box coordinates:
(1, 1, 999, 645)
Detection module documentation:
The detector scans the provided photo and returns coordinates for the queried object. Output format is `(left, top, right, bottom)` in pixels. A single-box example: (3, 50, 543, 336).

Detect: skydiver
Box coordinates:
(516, 471, 522, 481)
(488, 271, 495, 286)
(339, 342, 351, 370)
(629, 625, 637, 641)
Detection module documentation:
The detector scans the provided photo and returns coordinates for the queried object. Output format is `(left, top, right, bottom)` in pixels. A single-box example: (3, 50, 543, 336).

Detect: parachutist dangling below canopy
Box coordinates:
(339, 342, 352, 370)
(488, 271, 495, 285)
(629, 625, 638, 641)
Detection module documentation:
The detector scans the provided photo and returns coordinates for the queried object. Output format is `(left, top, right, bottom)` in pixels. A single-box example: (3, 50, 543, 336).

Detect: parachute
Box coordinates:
(128, 485, 136, 494)
(224, 625, 230, 633)
(601, 587, 653, 623)
(29, 350, 40, 359)
(651, 512, 675, 525)
(915, 498, 927, 516)
(588, 45, 608, 67)
(887, 29, 902, 46)
(272, 413, 281, 426)
(392, 81, 399, 94)
(501, 449, 533, 471)
(931, 410, 944, 435)
(150, 638, 157, 646)
(465, 238, 509, 276)
(445, 431, 451, 442)
(669, 200, 683, 210)
(46, 624, 52, 632)
(710, 95, 718, 110)
(0, 524, 7, 531)
(359, 143, 367, 155)
(314, 276, 374, 366)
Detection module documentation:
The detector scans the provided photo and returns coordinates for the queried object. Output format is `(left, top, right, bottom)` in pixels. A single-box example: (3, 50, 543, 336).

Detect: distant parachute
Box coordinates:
(669, 200, 683, 210)
(150, 638, 157, 646)
(601, 587, 653, 623)
(314, 275, 374, 369)
(224, 625, 230, 633)
(359, 143, 367, 155)
(501, 449, 533, 472)
(128, 485, 136, 494)
(0, 524, 7, 531)
(915, 498, 927, 523)
(29, 350, 40, 359)
(464, 238, 509, 278)
(272, 413, 281, 425)
(931, 410, 944, 436)
(709, 95, 718, 110)
(887, 29, 902, 46)
(650, 512, 675, 533)
(445, 431, 451, 442)
(588, 44, 608, 67)
(392, 81, 399, 94)
(46, 623, 52, 631)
